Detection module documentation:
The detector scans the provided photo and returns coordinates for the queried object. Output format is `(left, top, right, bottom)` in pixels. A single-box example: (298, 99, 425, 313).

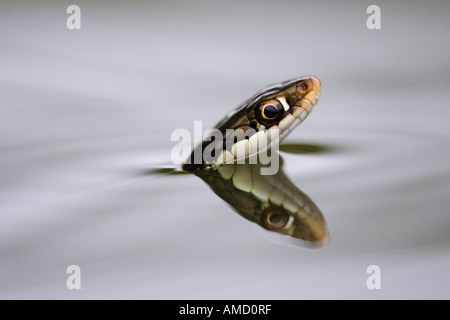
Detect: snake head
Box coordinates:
(183, 76, 321, 170)
(215, 76, 321, 165)
(249, 75, 321, 137)
(217, 75, 321, 133)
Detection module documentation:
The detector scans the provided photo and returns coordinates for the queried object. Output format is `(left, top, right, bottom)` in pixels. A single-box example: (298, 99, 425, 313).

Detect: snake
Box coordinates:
(182, 75, 321, 170)
(181, 75, 327, 246)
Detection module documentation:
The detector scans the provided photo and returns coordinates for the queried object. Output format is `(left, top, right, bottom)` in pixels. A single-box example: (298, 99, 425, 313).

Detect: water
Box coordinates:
(1, 1, 449, 299)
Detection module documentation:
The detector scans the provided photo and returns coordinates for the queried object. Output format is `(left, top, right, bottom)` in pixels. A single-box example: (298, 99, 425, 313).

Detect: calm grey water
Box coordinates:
(1, 1, 449, 299)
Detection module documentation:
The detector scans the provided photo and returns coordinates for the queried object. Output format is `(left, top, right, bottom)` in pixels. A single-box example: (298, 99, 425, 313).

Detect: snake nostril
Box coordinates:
(299, 81, 308, 92)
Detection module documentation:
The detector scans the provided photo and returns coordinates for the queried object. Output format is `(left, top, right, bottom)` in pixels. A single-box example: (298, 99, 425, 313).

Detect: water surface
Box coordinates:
(1, 1, 449, 299)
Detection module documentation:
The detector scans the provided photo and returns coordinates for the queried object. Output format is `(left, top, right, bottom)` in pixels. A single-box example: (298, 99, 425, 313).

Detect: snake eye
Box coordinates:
(261, 207, 290, 231)
(255, 99, 285, 127)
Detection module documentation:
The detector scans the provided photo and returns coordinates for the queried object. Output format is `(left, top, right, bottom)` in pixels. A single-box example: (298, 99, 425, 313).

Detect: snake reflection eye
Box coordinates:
(255, 99, 285, 127)
(261, 207, 290, 230)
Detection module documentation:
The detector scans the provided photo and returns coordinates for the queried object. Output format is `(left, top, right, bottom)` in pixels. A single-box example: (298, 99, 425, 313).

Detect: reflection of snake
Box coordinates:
(183, 76, 321, 170)
(192, 158, 329, 247)
(182, 76, 327, 246)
